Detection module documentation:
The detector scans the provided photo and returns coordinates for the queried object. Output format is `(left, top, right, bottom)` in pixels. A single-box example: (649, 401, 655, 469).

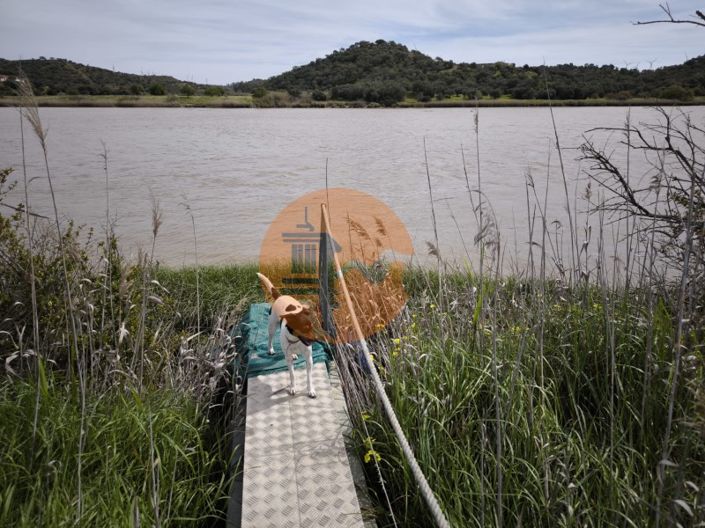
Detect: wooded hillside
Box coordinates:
(2, 41, 703, 105)
(0, 58, 221, 96)
(233, 40, 705, 105)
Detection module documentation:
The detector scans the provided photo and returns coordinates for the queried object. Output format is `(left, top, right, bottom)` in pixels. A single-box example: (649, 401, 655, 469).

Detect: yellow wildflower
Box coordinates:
(364, 449, 382, 463)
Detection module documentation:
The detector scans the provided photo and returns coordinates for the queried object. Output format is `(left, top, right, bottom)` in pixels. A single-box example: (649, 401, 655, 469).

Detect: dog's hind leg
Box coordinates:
(267, 310, 279, 355)
(304, 347, 316, 398)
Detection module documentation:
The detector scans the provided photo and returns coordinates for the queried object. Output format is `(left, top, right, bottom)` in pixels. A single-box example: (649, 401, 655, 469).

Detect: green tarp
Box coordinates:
(234, 303, 331, 378)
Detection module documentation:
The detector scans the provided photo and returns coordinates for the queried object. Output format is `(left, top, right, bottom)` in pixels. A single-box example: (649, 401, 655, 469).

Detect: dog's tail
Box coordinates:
(256, 272, 281, 300)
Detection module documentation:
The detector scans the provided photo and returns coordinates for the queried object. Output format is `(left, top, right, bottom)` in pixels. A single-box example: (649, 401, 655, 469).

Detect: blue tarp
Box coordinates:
(234, 303, 331, 378)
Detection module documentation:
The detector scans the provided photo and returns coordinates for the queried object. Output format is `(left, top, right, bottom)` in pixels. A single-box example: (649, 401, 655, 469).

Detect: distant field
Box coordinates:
(1, 93, 703, 108)
(0, 94, 254, 107)
(400, 95, 705, 107)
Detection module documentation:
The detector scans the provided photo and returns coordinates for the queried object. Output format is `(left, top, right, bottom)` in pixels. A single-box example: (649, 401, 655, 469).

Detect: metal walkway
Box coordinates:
(240, 362, 373, 528)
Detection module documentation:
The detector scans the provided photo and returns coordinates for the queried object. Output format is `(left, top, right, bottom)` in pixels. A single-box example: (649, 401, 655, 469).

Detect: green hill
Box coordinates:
(0, 57, 224, 96)
(3, 42, 703, 106)
(232, 40, 705, 105)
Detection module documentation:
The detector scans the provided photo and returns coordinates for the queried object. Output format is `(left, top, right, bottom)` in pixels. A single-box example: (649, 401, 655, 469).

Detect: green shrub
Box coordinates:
(311, 89, 327, 101)
(660, 83, 693, 100)
(180, 83, 195, 96)
(148, 83, 165, 96)
(204, 85, 225, 96)
(252, 86, 267, 98)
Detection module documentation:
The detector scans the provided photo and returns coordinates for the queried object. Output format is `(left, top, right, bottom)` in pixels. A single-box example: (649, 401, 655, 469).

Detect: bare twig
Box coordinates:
(635, 3, 705, 28)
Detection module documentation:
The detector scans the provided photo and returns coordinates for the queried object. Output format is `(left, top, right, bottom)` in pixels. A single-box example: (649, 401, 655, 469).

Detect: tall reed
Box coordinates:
(333, 106, 704, 527)
(1, 91, 246, 525)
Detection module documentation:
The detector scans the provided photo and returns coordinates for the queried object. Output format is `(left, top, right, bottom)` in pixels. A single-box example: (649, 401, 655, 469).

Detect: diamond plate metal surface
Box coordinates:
(242, 363, 366, 528)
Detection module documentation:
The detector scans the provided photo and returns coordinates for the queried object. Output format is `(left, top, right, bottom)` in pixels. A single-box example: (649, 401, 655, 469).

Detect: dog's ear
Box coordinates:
(284, 304, 299, 314)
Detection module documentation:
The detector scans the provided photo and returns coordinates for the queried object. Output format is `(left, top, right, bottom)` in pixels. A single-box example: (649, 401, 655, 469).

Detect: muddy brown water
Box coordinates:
(1, 106, 703, 273)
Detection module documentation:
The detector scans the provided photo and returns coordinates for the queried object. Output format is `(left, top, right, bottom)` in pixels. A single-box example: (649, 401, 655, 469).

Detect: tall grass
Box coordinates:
(331, 107, 705, 527)
(339, 265, 703, 527)
(0, 87, 253, 526)
(0, 216, 248, 526)
(0, 369, 228, 527)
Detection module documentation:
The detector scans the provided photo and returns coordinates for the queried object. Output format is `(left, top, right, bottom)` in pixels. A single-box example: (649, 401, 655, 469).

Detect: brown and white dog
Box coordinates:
(257, 273, 317, 398)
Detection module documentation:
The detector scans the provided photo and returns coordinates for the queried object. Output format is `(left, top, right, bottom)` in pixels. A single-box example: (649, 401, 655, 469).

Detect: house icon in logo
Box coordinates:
(281, 206, 341, 294)
(259, 188, 412, 343)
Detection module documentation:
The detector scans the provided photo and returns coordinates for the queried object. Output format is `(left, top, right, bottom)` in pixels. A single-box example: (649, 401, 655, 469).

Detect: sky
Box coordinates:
(1, 0, 703, 85)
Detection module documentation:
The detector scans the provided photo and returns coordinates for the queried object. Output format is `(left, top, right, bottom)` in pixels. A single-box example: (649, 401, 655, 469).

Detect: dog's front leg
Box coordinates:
(286, 351, 296, 395)
(304, 347, 316, 398)
(267, 311, 279, 355)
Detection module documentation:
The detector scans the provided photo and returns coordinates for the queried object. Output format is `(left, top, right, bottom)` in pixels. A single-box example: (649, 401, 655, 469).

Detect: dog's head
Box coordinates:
(273, 295, 317, 341)
(283, 305, 316, 341)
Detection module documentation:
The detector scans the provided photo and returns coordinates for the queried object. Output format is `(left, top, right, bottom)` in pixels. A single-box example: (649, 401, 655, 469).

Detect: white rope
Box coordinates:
(321, 204, 451, 528)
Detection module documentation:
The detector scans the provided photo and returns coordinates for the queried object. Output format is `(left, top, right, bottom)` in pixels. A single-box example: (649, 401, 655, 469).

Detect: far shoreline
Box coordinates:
(1, 94, 704, 109)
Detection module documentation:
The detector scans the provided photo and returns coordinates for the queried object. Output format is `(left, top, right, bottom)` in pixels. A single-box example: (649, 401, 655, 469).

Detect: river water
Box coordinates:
(1, 106, 703, 271)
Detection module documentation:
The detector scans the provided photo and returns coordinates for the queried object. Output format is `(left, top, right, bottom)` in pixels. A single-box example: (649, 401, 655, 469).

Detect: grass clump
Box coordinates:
(0, 192, 246, 525)
(344, 272, 703, 527)
(157, 263, 260, 331)
(0, 370, 228, 527)
(0, 86, 255, 525)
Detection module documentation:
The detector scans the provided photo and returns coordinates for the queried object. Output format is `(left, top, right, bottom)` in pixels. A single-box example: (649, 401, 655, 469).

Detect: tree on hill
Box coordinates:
(148, 83, 165, 96)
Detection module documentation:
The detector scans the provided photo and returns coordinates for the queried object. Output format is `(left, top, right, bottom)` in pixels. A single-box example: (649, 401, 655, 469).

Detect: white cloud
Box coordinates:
(423, 20, 703, 69)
